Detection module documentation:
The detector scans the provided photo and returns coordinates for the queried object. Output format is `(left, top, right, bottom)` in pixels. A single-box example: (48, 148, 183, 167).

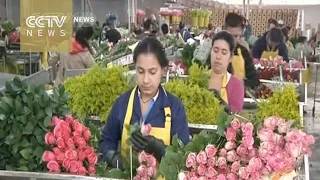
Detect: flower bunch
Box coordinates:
(179, 117, 315, 180)
(253, 56, 304, 69)
(42, 115, 98, 176)
(133, 123, 157, 180)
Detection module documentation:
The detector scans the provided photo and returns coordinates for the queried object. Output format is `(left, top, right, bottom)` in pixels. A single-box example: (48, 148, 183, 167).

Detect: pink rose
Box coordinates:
(53, 148, 64, 162)
(285, 130, 303, 142)
(56, 137, 66, 150)
(73, 131, 82, 137)
(278, 122, 289, 134)
(304, 135, 315, 146)
(241, 123, 254, 137)
(133, 175, 142, 180)
(258, 128, 274, 142)
(72, 120, 83, 133)
(62, 132, 71, 142)
(238, 167, 249, 179)
(45, 132, 55, 145)
(226, 150, 238, 162)
(226, 173, 237, 180)
(224, 141, 236, 151)
(136, 165, 148, 177)
(65, 115, 74, 125)
(197, 164, 206, 176)
(186, 153, 197, 168)
(248, 148, 259, 158)
(51, 116, 61, 126)
(83, 127, 91, 142)
(147, 154, 157, 167)
(138, 151, 148, 163)
(53, 126, 63, 138)
(273, 133, 284, 145)
(246, 164, 256, 174)
(207, 157, 216, 167)
(231, 118, 241, 130)
(147, 166, 157, 177)
(77, 166, 87, 176)
(62, 158, 71, 170)
(196, 151, 207, 164)
(178, 172, 187, 180)
(42, 151, 56, 162)
(225, 127, 237, 141)
(84, 147, 94, 155)
(242, 136, 254, 150)
(285, 142, 303, 158)
(88, 165, 96, 176)
(87, 153, 98, 165)
(78, 149, 87, 161)
(206, 166, 218, 178)
(263, 117, 277, 129)
(236, 144, 248, 157)
(141, 123, 152, 136)
(216, 157, 227, 167)
(249, 157, 263, 170)
(217, 174, 226, 180)
(231, 161, 240, 173)
(190, 177, 199, 180)
(75, 137, 87, 148)
(205, 144, 217, 158)
(47, 160, 60, 172)
(65, 150, 77, 160)
(66, 138, 75, 149)
(219, 148, 227, 157)
(69, 160, 80, 173)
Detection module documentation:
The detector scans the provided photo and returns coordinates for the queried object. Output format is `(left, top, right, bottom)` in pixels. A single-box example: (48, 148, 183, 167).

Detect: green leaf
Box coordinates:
(106, 168, 126, 178)
(20, 148, 33, 160)
(14, 96, 23, 113)
(18, 115, 28, 124)
(23, 121, 34, 135)
(33, 146, 44, 158)
(0, 114, 6, 121)
(13, 77, 23, 88)
(36, 109, 46, 121)
(33, 128, 44, 136)
(45, 107, 52, 117)
(1, 97, 13, 108)
(43, 116, 51, 128)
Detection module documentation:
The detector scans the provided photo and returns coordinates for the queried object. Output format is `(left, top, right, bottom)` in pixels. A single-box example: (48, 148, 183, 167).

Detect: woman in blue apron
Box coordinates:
(99, 37, 190, 169)
(224, 13, 260, 89)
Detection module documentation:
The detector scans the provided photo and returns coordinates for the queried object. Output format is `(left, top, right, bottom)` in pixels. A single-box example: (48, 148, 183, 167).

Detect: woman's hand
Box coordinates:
(131, 131, 166, 162)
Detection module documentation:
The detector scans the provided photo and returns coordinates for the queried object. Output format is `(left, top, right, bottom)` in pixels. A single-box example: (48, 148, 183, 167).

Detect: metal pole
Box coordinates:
(246, 0, 250, 20)
(128, 0, 131, 31)
(242, 0, 246, 16)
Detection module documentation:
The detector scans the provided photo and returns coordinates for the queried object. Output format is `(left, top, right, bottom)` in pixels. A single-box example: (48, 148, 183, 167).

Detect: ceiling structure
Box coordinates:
(215, 0, 320, 5)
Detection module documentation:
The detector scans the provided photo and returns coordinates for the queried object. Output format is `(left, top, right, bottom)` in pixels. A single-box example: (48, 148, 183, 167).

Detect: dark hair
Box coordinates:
(212, 31, 236, 54)
(179, 22, 185, 30)
(281, 27, 289, 41)
(133, 37, 168, 68)
(298, 36, 307, 43)
(225, 13, 244, 29)
(208, 23, 213, 30)
(161, 24, 169, 35)
(143, 18, 151, 30)
(75, 24, 94, 49)
(267, 28, 283, 44)
(268, 18, 278, 27)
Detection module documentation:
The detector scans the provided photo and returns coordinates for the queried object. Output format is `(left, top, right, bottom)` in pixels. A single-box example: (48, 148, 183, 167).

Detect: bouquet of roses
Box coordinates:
(41, 115, 98, 176)
(177, 117, 314, 180)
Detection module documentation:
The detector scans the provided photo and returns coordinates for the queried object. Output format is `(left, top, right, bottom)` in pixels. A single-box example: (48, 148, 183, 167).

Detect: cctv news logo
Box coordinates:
(25, 12, 96, 37)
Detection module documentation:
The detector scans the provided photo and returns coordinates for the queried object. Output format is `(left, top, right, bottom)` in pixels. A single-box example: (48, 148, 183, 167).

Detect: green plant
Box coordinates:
(64, 65, 131, 122)
(0, 77, 70, 171)
(180, 43, 196, 69)
(257, 85, 301, 126)
(188, 63, 210, 88)
(165, 79, 223, 125)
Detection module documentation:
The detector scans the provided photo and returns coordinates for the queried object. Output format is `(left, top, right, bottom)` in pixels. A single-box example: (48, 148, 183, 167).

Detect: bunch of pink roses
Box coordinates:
(179, 117, 315, 180)
(42, 115, 98, 176)
(133, 124, 157, 180)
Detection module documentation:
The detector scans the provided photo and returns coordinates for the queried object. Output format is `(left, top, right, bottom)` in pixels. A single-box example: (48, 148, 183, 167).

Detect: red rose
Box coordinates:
(78, 149, 86, 161)
(65, 149, 78, 160)
(88, 165, 96, 176)
(47, 160, 60, 172)
(56, 137, 66, 149)
(76, 137, 87, 148)
(65, 115, 74, 125)
(84, 147, 94, 155)
(69, 160, 80, 173)
(42, 151, 55, 162)
(87, 153, 98, 165)
(72, 120, 83, 133)
(66, 138, 75, 149)
(51, 116, 61, 127)
(62, 158, 71, 170)
(77, 166, 87, 176)
(44, 132, 55, 145)
(83, 128, 91, 142)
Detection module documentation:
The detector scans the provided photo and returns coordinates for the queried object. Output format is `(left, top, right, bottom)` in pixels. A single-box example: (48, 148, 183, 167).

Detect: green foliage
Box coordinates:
(165, 79, 223, 125)
(180, 43, 196, 69)
(257, 85, 301, 126)
(0, 77, 70, 171)
(188, 63, 210, 88)
(64, 65, 131, 122)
